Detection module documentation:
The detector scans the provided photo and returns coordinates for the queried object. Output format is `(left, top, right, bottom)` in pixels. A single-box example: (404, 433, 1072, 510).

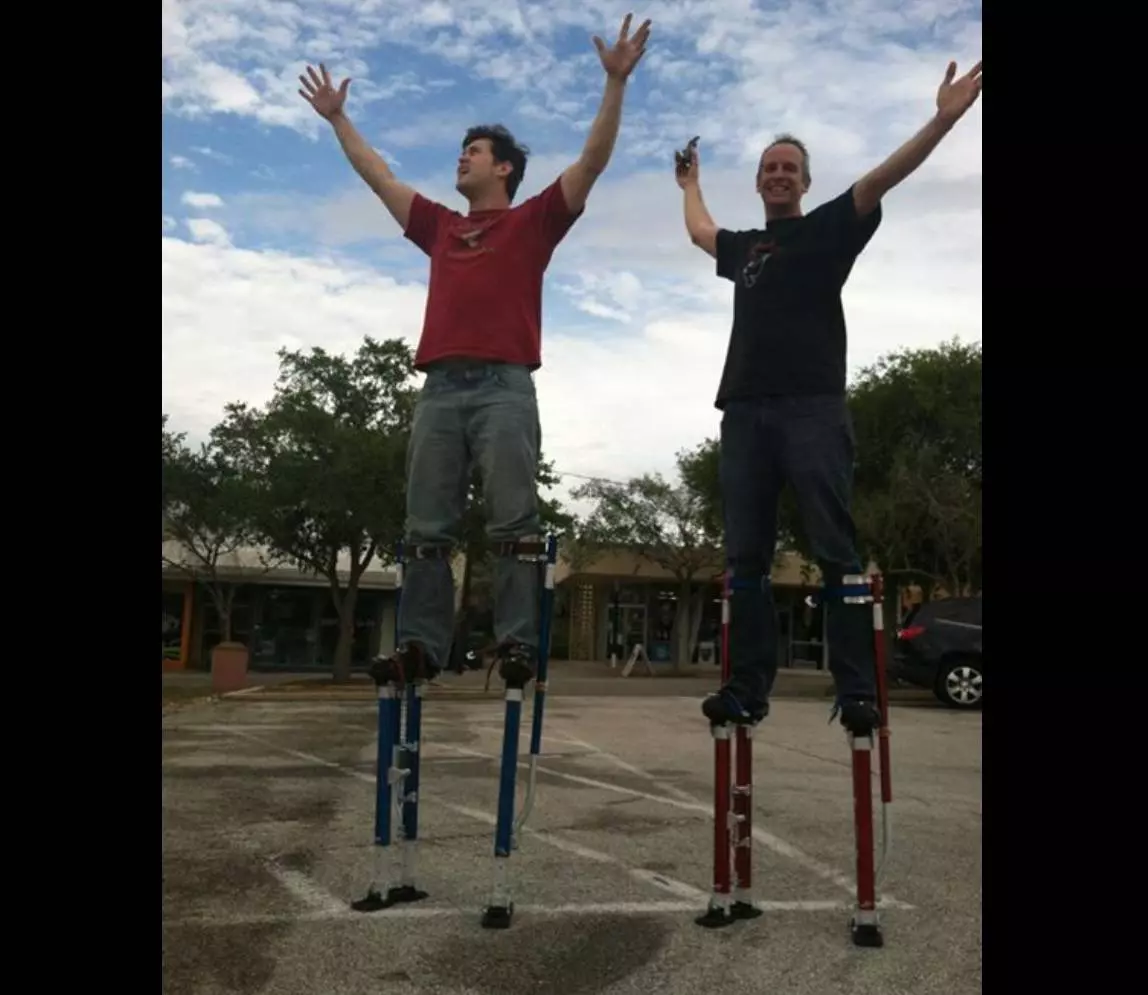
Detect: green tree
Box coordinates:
(162, 414, 185, 515)
(212, 337, 417, 682)
(162, 422, 271, 646)
(570, 453, 722, 670)
(848, 338, 982, 599)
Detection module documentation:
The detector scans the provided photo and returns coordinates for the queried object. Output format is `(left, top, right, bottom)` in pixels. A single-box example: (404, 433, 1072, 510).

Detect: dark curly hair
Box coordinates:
(462, 124, 530, 202)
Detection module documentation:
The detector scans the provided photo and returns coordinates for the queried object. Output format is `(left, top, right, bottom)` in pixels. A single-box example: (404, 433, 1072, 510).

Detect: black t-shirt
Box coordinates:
(712, 185, 881, 408)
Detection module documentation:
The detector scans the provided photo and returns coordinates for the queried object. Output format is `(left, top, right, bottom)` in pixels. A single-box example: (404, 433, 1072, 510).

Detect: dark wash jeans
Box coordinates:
(398, 361, 542, 668)
(719, 394, 877, 707)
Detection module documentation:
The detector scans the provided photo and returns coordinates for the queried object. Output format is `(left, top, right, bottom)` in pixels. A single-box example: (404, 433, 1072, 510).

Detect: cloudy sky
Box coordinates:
(162, 0, 982, 518)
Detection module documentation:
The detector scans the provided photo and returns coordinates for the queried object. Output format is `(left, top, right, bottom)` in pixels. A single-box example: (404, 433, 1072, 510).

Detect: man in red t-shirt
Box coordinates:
(298, 15, 653, 688)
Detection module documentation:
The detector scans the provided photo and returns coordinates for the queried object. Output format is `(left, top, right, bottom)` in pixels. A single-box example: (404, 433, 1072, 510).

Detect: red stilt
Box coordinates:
(733, 724, 751, 890)
(730, 722, 761, 920)
(849, 572, 891, 948)
(849, 734, 880, 944)
(696, 570, 746, 927)
(871, 575, 894, 808)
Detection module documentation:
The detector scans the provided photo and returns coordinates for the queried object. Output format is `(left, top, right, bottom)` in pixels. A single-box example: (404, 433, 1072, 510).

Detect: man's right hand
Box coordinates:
(298, 63, 350, 121)
(676, 137, 718, 258)
(674, 136, 700, 189)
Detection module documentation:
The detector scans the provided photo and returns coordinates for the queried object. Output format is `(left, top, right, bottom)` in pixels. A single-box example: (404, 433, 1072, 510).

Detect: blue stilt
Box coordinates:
(481, 684, 523, 928)
(512, 535, 558, 845)
(530, 535, 558, 754)
(482, 534, 558, 929)
(396, 680, 426, 899)
(352, 540, 426, 910)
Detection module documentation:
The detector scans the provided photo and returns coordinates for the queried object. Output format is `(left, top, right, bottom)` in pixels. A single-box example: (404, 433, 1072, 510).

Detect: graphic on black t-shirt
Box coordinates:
(711, 186, 882, 406)
(742, 238, 778, 288)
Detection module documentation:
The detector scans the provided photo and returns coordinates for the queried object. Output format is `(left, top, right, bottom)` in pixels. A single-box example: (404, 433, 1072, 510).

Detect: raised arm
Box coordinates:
(852, 59, 982, 218)
(298, 63, 418, 231)
(559, 14, 652, 216)
(674, 138, 718, 258)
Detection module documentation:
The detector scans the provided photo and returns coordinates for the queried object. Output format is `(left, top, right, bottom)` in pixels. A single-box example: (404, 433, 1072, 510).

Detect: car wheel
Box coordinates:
(935, 657, 983, 710)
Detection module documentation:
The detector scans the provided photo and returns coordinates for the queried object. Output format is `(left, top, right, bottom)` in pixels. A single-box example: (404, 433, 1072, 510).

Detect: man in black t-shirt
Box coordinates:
(674, 59, 982, 736)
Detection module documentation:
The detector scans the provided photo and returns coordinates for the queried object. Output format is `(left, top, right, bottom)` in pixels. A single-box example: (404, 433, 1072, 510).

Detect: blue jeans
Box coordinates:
(719, 394, 876, 707)
(397, 361, 542, 668)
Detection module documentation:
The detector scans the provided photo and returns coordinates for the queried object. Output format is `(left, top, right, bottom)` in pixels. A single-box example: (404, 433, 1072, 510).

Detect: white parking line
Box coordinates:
(165, 897, 902, 929)
(204, 724, 912, 911)
(265, 861, 346, 916)
(211, 726, 708, 903)
(439, 740, 904, 904)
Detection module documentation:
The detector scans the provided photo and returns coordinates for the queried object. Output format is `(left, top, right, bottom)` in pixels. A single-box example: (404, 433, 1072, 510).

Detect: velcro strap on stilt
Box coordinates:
(408, 544, 453, 560)
(806, 579, 872, 606)
(494, 539, 547, 560)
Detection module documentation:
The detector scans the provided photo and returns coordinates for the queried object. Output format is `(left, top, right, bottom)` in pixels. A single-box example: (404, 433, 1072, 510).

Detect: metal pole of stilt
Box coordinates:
(848, 571, 886, 948)
(513, 534, 557, 845)
(849, 731, 882, 946)
(870, 574, 893, 886)
(381, 540, 426, 907)
(697, 569, 735, 928)
(393, 680, 427, 904)
(353, 540, 406, 912)
(731, 720, 762, 921)
(482, 683, 523, 928)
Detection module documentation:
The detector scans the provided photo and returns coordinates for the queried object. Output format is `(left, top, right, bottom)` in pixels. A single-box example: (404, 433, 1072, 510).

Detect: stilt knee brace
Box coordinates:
(726, 560, 769, 594)
(405, 542, 455, 561)
(805, 572, 872, 607)
(493, 535, 548, 563)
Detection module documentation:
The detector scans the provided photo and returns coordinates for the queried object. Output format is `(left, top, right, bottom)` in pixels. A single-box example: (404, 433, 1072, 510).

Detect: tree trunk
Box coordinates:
(331, 584, 359, 684)
(674, 579, 693, 671)
(687, 586, 705, 660)
(209, 580, 237, 643)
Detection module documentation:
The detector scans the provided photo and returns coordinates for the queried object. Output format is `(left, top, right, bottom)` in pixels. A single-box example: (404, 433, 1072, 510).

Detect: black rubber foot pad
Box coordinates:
(481, 904, 514, 929)
(731, 901, 763, 920)
(386, 885, 428, 904)
(694, 907, 735, 929)
(350, 886, 428, 912)
(850, 921, 884, 947)
(351, 889, 387, 912)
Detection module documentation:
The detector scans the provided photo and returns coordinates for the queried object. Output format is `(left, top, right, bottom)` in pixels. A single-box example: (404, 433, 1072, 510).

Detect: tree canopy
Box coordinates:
(210, 336, 418, 681)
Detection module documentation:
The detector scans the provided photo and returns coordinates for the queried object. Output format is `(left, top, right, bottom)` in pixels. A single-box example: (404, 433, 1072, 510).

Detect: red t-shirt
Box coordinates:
(403, 178, 582, 370)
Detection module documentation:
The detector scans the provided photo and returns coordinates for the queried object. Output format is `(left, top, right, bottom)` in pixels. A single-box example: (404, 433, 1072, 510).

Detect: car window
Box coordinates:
(904, 598, 981, 627)
(947, 599, 981, 625)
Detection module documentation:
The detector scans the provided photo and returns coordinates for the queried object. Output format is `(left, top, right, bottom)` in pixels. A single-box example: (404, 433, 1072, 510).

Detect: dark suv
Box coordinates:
(891, 597, 982, 709)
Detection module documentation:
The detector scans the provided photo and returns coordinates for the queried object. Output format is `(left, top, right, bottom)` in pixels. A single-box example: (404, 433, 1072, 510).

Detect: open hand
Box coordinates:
(593, 13, 652, 80)
(936, 60, 982, 125)
(674, 137, 700, 189)
(298, 63, 350, 120)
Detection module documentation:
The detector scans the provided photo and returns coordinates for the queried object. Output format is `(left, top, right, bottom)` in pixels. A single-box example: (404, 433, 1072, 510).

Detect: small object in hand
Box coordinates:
(674, 136, 699, 172)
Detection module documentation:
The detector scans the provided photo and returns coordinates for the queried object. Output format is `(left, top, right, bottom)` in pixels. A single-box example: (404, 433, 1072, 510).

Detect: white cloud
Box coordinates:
(169, 154, 195, 170)
(185, 217, 232, 246)
(162, 235, 428, 443)
(163, 215, 178, 232)
(181, 191, 224, 208)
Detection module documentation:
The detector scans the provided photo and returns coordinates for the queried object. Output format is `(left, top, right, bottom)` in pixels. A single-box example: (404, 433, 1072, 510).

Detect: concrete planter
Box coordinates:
(210, 641, 250, 694)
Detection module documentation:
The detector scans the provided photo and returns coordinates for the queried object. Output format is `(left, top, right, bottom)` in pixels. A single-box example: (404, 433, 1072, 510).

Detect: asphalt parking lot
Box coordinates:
(162, 692, 981, 995)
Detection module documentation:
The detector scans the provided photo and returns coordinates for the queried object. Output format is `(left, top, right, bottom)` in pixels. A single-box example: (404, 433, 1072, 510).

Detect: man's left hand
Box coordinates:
(936, 60, 983, 125)
(594, 13, 652, 80)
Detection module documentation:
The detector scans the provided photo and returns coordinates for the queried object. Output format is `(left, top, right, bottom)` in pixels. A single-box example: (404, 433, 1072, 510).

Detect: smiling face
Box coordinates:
(756, 141, 810, 217)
